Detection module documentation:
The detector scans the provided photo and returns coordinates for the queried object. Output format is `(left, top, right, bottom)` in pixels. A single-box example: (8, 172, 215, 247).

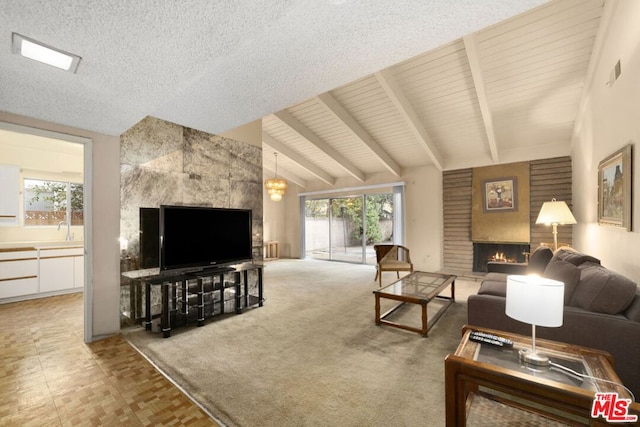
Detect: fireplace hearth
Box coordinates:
(473, 243, 530, 273)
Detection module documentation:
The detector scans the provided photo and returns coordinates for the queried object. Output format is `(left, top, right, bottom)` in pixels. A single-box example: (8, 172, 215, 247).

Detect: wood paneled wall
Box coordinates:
(530, 157, 574, 247)
(443, 169, 473, 271)
(443, 156, 572, 272)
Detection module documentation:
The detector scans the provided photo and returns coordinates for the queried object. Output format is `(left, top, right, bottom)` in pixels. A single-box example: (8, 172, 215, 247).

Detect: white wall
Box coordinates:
(0, 111, 121, 340)
(403, 165, 443, 271)
(221, 119, 262, 148)
(265, 164, 443, 272)
(572, 0, 640, 283)
(262, 182, 290, 252)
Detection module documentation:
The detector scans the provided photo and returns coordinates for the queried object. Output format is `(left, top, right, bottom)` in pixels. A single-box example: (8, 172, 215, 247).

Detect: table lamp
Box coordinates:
(506, 275, 564, 366)
(535, 198, 577, 251)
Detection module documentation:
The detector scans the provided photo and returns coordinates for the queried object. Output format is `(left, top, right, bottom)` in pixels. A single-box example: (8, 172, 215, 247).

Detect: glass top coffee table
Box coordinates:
(373, 271, 456, 336)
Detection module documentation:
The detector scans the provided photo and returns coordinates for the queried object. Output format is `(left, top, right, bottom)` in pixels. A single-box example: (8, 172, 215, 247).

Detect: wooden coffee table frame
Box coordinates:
(373, 271, 456, 337)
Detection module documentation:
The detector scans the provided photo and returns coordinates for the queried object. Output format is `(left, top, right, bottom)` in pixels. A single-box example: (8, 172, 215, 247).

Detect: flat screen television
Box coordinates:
(139, 207, 160, 269)
(159, 205, 253, 274)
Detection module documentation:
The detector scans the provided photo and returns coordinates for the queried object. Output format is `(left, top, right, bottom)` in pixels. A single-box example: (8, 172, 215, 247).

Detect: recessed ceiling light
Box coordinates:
(12, 33, 81, 73)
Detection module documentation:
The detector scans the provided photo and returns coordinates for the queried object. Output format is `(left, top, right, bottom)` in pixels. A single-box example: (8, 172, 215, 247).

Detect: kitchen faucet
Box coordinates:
(57, 221, 72, 241)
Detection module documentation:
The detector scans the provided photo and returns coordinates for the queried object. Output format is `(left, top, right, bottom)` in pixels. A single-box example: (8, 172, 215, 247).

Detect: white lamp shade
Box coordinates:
(506, 275, 564, 327)
(535, 199, 577, 225)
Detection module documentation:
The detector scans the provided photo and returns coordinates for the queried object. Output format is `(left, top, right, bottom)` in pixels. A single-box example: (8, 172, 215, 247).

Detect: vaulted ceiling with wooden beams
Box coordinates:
(263, 0, 605, 188)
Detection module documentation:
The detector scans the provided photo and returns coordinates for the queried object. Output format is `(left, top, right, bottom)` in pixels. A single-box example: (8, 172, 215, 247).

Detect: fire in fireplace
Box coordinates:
(473, 243, 530, 273)
(489, 252, 514, 263)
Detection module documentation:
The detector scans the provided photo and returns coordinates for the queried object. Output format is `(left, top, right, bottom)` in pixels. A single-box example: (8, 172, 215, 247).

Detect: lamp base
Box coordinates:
(518, 348, 550, 366)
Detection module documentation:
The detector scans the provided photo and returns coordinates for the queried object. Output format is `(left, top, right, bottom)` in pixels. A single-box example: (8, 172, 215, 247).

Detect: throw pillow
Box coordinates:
(477, 273, 507, 297)
(570, 262, 638, 314)
(553, 248, 600, 266)
(527, 246, 553, 275)
(543, 259, 580, 305)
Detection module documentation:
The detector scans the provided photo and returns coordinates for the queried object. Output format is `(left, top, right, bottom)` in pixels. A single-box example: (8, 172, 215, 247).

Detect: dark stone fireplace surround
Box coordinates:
(472, 242, 530, 273)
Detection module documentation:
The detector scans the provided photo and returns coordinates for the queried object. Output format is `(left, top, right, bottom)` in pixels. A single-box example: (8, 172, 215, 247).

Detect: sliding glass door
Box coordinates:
(304, 191, 397, 265)
(364, 193, 394, 265)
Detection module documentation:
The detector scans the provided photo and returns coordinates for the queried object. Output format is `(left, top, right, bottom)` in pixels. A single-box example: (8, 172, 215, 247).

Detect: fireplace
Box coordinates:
(473, 243, 530, 273)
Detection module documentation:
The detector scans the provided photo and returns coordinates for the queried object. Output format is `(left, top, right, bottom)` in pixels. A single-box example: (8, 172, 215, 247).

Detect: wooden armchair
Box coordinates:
(373, 244, 414, 287)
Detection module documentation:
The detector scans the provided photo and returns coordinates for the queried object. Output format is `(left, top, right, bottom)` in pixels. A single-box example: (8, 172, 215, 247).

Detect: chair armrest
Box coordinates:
(486, 262, 528, 274)
(397, 245, 412, 264)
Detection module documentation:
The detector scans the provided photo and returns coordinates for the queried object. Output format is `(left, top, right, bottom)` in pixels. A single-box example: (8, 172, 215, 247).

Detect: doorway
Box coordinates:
(0, 121, 92, 342)
(303, 187, 401, 265)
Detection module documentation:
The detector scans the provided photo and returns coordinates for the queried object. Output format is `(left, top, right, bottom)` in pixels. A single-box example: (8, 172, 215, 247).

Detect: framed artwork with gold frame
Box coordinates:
(482, 177, 517, 213)
(598, 144, 632, 231)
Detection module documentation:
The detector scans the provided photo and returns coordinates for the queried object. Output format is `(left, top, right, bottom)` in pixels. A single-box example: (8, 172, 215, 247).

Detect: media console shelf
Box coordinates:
(123, 263, 264, 338)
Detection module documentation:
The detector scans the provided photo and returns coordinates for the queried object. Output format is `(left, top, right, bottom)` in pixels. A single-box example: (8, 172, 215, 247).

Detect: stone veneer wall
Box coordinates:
(119, 116, 263, 325)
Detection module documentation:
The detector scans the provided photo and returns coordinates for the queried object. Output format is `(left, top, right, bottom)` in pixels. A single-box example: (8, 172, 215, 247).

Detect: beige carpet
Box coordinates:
(123, 259, 479, 427)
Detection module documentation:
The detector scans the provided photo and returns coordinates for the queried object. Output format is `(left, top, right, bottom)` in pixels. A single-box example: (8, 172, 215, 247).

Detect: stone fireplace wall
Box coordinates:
(443, 156, 572, 272)
(119, 116, 263, 325)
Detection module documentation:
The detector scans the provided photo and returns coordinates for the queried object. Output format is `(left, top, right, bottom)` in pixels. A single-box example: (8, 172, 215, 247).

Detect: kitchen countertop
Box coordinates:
(0, 241, 84, 251)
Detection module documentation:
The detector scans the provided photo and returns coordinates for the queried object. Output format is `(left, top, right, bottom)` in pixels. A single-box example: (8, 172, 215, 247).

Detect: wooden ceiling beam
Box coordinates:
(273, 110, 366, 182)
(263, 164, 307, 189)
(375, 69, 444, 170)
(464, 34, 499, 163)
(315, 92, 402, 176)
(262, 131, 335, 186)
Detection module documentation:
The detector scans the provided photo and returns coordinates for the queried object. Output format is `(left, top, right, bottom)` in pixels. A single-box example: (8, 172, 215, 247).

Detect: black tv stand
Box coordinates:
(125, 263, 264, 338)
(160, 264, 237, 276)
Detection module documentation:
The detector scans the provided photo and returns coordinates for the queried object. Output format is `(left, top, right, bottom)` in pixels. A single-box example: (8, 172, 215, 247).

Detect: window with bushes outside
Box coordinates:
(23, 179, 83, 226)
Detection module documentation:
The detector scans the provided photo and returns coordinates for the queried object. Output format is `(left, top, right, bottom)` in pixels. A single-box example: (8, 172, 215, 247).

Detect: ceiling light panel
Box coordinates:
(12, 33, 81, 73)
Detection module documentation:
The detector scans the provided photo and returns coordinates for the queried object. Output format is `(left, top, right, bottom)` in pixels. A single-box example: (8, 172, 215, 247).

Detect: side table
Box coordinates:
(445, 325, 640, 426)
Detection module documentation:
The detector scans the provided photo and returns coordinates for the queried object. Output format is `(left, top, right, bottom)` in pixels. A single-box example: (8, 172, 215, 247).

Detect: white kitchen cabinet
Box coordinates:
(74, 254, 84, 288)
(38, 247, 83, 293)
(0, 249, 39, 298)
(0, 165, 20, 226)
(39, 257, 74, 293)
(0, 246, 83, 301)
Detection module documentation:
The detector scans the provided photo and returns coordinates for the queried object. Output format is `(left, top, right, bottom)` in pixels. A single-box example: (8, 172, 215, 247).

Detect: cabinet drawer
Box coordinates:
(38, 247, 84, 259)
(0, 259, 38, 281)
(0, 277, 39, 299)
(0, 249, 38, 261)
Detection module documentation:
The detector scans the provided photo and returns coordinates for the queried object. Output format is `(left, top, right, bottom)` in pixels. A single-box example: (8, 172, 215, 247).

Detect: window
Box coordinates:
(23, 179, 84, 226)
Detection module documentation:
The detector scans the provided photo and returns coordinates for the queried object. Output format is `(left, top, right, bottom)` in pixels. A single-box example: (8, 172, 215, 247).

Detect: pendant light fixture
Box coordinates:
(264, 152, 287, 202)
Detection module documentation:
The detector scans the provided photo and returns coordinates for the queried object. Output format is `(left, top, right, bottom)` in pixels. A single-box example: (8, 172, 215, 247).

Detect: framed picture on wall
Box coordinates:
(482, 177, 517, 213)
(598, 143, 633, 231)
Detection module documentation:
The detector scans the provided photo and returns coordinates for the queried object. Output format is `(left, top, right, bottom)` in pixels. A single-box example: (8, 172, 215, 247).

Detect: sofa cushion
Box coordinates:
(552, 248, 600, 266)
(478, 272, 507, 297)
(527, 246, 553, 275)
(543, 259, 581, 305)
(623, 292, 640, 322)
(570, 262, 638, 314)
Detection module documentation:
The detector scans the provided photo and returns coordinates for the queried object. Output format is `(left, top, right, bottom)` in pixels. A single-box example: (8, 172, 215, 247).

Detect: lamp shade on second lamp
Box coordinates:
(535, 198, 577, 251)
(535, 199, 577, 226)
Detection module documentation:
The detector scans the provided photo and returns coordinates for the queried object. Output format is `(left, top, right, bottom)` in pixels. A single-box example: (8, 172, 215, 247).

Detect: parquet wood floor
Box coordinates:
(0, 292, 219, 426)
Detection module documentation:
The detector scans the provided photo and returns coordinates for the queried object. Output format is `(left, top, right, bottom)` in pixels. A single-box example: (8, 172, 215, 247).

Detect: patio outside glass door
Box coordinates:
(304, 193, 395, 264)
(329, 197, 363, 263)
(364, 193, 394, 265)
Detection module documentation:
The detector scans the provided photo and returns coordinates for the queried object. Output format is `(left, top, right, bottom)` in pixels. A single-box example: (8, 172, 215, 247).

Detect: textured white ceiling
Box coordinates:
(0, 0, 547, 136)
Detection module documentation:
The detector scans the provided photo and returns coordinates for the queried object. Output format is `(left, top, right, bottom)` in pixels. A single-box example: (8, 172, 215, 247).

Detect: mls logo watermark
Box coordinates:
(591, 392, 638, 422)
